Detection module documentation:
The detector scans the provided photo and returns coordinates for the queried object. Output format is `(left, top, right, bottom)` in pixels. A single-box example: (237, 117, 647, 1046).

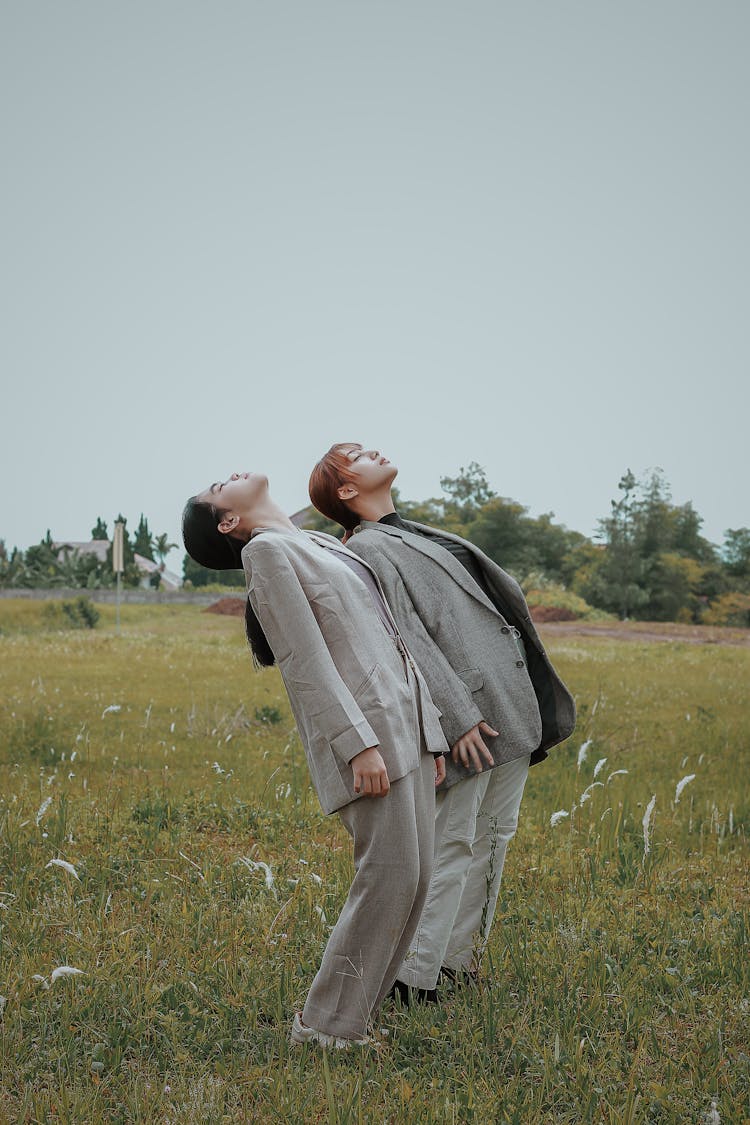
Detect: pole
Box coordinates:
(113, 520, 124, 635)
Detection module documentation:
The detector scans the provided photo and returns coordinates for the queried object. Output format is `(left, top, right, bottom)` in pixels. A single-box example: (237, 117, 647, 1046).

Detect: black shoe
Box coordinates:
(387, 979, 438, 1007)
(439, 965, 480, 989)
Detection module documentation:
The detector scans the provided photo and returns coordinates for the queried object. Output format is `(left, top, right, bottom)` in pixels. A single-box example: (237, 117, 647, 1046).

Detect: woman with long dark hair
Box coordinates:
(182, 470, 447, 1046)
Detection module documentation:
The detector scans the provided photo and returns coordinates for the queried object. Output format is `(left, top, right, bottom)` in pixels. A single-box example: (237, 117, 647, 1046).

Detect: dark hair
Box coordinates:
(181, 495, 275, 668)
(308, 442, 361, 535)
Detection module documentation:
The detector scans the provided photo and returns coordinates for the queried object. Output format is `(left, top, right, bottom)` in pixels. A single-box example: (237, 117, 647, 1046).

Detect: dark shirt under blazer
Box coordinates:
(241, 528, 448, 815)
(347, 519, 577, 789)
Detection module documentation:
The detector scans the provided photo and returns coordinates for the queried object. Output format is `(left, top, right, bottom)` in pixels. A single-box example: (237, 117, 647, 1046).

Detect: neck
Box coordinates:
(242, 497, 300, 538)
(352, 488, 397, 524)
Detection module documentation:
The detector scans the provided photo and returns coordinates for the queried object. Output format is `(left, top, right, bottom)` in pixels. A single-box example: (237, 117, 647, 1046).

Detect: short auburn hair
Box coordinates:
(309, 443, 362, 533)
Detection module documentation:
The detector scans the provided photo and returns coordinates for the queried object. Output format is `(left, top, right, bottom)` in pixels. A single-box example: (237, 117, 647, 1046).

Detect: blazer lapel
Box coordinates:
(354, 520, 504, 619)
(303, 530, 405, 638)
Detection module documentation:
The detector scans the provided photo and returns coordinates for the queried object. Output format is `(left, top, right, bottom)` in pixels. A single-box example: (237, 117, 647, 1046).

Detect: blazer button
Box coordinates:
(516, 659, 525, 668)
(501, 626, 510, 634)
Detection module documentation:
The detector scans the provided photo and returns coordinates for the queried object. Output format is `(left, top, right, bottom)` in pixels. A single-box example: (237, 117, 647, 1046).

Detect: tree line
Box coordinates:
(301, 464, 750, 627)
(2, 470, 748, 625)
(0, 516, 176, 590)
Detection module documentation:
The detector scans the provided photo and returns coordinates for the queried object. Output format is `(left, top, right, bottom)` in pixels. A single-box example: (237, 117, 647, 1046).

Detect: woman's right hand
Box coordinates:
(351, 746, 390, 797)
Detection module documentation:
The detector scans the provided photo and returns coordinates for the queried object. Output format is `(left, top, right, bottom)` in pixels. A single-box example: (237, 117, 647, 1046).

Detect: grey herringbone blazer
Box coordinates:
(346, 519, 576, 789)
(241, 528, 447, 815)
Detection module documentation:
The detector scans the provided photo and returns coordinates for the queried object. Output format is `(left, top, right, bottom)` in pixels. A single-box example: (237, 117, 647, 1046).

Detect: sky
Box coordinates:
(2, 1, 748, 569)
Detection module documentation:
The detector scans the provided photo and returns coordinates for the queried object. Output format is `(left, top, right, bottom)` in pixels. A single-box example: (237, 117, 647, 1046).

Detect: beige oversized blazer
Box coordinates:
(241, 528, 448, 815)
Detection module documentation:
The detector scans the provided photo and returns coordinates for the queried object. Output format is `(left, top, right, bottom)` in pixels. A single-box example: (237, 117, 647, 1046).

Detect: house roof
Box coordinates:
(54, 540, 109, 563)
(53, 540, 182, 589)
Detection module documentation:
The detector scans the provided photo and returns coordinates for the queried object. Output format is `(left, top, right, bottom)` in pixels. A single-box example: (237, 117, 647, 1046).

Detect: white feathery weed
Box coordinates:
(236, 857, 274, 889)
(642, 795, 656, 857)
(51, 965, 85, 983)
(45, 858, 80, 881)
(593, 757, 608, 779)
(579, 781, 604, 804)
(35, 797, 52, 825)
(607, 770, 628, 784)
(550, 810, 569, 827)
(674, 774, 696, 804)
(577, 740, 592, 770)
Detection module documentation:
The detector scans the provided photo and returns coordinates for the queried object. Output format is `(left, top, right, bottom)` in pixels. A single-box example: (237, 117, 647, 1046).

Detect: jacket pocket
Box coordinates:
(457, 667, 484, 692)
(352, 662, 381, 699)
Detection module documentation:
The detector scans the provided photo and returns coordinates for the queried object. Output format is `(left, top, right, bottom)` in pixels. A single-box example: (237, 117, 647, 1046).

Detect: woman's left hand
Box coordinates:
(434, 755, 446, 786)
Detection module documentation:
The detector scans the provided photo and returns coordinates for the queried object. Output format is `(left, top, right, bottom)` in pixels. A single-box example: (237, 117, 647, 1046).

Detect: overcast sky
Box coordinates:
(2, 1, 748, 567)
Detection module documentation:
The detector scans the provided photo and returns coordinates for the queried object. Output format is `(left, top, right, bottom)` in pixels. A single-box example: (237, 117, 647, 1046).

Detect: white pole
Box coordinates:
(113, 521, 124, 635)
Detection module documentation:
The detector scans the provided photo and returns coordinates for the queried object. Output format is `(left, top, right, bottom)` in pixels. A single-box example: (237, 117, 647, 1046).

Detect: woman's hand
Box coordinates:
(351, 746, 390, 797)
(434, 754, 446, 786)
(450, 720, 498, 772)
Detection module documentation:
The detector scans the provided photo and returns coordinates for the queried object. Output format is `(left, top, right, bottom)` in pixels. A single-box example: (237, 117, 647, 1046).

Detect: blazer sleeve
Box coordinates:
(350, 544, 484, 747)
(243, 539, 379, 766)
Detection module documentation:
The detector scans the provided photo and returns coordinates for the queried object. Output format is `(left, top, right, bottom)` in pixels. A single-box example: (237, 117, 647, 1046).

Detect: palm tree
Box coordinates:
(154, 533, 177, 572)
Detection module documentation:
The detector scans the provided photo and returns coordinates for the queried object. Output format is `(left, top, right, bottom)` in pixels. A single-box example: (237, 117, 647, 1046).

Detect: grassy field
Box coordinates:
(0, 601, 747, 1124)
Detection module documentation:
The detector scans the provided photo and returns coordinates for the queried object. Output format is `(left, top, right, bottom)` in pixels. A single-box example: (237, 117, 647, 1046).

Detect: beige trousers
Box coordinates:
(302, 752, 436, 1040)
(398, 754, 530, 991)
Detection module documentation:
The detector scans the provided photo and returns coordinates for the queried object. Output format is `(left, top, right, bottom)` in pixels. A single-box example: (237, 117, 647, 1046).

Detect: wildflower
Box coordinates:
(593, 758, 608, 779)
(642, 795, 656, 857)
(577, 740, 592, 771)
(705, 1099, 720, 1124)
(101, 705, 121, 717)
(45, 858, 80, 881)
(674, 774, 696, 804)
(550, 810, 569, 827)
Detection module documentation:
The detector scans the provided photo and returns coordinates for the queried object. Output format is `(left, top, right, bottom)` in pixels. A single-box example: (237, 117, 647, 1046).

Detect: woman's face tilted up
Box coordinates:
(196, 471, 268, 515)
(337, 445, 398, 500)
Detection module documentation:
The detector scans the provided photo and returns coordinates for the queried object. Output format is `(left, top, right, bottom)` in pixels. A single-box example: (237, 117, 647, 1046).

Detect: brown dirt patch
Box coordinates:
(204, 597, 245, 618)
(529, 605, 579, 623)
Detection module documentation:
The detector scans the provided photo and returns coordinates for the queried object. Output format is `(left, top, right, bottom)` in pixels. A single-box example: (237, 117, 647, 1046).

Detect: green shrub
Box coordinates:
(702, 591, 750, 627)
(43, 596, 99, 630)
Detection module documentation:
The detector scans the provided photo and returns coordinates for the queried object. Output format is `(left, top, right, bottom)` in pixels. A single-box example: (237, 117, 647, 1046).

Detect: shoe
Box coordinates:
(290, 1011, 370, 1049)
(387, 979, 438, 1007)
(439, 965, 480, 988)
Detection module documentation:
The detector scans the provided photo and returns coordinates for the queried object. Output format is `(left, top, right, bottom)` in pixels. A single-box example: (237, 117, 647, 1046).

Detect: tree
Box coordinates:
(722, 528, 750, 581)
(640, 552, 705, 622)
(467, 497, 530, 574)
(182, 554, 245, 588)
(91, 518, 109, 541)
(439, 463, 496, 524)
(590, 470, 647, 619)
(132, 514, 155, 561)
(671, 502, 716, 564)
(154, 533, 177, 568)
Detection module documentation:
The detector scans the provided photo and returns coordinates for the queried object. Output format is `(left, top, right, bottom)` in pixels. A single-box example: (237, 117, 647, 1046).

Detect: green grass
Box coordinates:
(0, 602, 747, 1123)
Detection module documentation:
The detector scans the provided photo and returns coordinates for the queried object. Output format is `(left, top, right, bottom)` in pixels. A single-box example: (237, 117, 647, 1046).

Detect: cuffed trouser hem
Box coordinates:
(302, 753, 435, 1040)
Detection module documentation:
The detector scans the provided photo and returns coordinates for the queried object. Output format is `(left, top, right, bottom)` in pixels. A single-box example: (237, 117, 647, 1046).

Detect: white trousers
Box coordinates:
(398, 754, 530, 991)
